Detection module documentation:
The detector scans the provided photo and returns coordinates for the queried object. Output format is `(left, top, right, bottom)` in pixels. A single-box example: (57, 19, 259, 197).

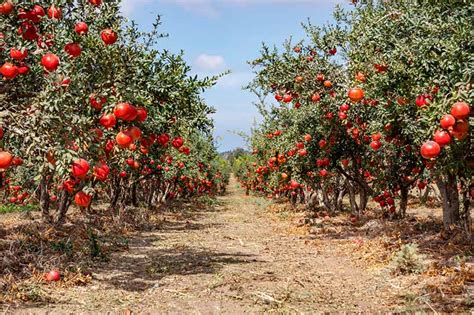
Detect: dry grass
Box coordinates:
(265, 200, 473, 312)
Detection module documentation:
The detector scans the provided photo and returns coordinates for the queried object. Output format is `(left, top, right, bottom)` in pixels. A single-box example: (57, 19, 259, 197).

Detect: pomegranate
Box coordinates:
(72, 159, 90, 179)
(74, 191, 91, 207)
(420, 141, 441, 159)
(433, 130, 451, 147)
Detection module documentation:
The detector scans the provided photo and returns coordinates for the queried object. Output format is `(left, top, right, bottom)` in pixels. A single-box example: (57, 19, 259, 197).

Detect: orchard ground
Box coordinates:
(0, 176, 472, 313)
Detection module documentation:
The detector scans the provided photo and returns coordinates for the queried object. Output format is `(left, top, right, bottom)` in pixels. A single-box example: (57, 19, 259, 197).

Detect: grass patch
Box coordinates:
(0, 204, 36, 214)
(390, 243, 426, 275)
(197, 195, 219, 207)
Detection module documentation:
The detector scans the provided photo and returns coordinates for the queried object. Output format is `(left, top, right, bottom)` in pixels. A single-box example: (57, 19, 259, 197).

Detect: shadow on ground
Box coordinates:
(96, 241, 257, 292)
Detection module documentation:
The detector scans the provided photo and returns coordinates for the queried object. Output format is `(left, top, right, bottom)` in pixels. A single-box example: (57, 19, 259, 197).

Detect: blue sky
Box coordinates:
(122, 0, 347, 152)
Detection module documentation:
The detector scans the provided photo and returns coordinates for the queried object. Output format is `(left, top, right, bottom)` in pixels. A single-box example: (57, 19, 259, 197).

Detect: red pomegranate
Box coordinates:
(99, 113, 116, 129)
(114, 103, 137, 121)
(74, 191, 91, 207)
(71, 158, 90, 179)
(101, 29, 117, 45)
(420, 141, 441, 159)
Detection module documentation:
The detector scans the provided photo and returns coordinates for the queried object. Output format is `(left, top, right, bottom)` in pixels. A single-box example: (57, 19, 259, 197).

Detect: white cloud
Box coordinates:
(195, 54, 226, 71)
(217, 71, 254, 88)
(161, 0, 218, 17)
(121, 0, 154, 17)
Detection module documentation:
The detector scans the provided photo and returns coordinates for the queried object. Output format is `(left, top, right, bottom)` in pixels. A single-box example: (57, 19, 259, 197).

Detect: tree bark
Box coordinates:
(399, 185, 409, 218)
(437, 173, 460, 230)
(39, 173, 51, 223)
(55, 190, 72, 224)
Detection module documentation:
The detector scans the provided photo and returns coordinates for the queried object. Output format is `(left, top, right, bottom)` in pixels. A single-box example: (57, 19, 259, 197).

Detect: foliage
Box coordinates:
(236, 1, 472, 230)
(0, 0, 230, 223)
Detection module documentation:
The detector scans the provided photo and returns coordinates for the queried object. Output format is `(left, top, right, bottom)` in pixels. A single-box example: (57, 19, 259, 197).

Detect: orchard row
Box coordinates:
(0, 0, 229, 224)
(235, 1, 472, 231)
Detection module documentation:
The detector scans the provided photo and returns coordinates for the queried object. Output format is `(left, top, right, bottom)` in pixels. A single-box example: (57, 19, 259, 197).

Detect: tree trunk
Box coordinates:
(359, 187, 368, 212)
(420, 185, 430, 204)
(39, 173, 51, 223)
(348, 182, 359, 214)
(131, 182, 138, 207)
(460, 185, 472, 237)
(399, 185, 409, 218)
(437, 173, 460, 230)
(55, 190, 72, 224)
(336, 188, 346, 211)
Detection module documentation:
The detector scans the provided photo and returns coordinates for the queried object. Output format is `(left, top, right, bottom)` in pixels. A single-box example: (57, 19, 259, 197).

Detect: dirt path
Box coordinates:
(15, 176, 402, 314)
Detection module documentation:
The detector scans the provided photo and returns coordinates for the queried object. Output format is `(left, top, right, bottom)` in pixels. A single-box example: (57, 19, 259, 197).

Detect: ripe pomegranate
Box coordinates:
(64, 43, 81, 57)
(136, 107, 147, 122)
(72, 158, 90, 179)
(304, 134, 312, 142)
(420, 141, 441, 159)
(0, 1, 13, 15)
(1, 62, 18, 79)
(290, 180, 299, 190)
(116, 131, 133, 148)
(340, 103, 350, 112)
(371, 133, 382, 141)
(128, 126, 142, 140)
(311, 93, 321, 102)
(89, 0, 102, 6)
(451, 101, 470, 120)
(99, 113, 116, 129)
(17, 65, 30, 75)
(89, 94, 106, 110)
(323, 80, 332, 88)
(10, 48, 28, 60)
(114, 103, 137, 121)
(47, 5, 61, 19)
(19, 22, 38, 41)
(282, 94, 293, 103)
(75, 22, 88, 35)
(31, 5, 45, 18)
(0, 151, 13, 169)
(45, 270, 61, 282)
(157, 134, 170, 146)
(433, 130, 451, 146)
(101, 29, 117, 45)
(172, 137, 184, 149)
(370, 140, 381, 151)
(348, 88, 364, 102)
(451, 119, 469, 140)
(93, 162, 110, 181)
(415, 95, 427, 107)
(74, 191, 91, 207)
(440, 114, 456, 129)
(298, 149, 307, 156)
(41, 53, 60, 71)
